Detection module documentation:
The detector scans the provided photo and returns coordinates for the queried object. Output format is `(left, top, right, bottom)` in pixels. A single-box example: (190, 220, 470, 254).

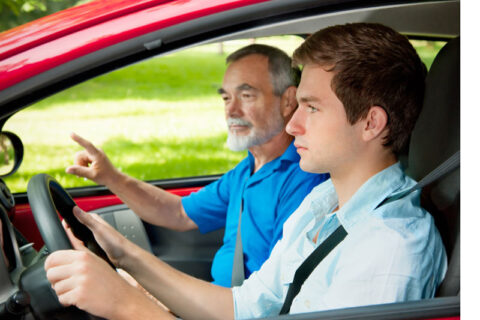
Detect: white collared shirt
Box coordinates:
(232, 163, 447, 319)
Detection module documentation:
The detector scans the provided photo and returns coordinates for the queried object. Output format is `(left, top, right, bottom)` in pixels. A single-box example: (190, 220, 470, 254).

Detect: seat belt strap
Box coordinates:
(376, 150, 460, 209)
(231, 199, 245, 287)
(279, 150, 459, 315)
(279, 225, 347, 315)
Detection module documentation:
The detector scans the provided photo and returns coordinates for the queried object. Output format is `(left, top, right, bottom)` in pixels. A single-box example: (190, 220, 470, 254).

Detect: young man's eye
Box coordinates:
(307, 105, 318, 113)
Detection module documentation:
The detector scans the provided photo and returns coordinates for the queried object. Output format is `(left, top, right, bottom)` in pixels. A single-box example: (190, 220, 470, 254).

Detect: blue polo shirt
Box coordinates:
(182, 142, 328, 287)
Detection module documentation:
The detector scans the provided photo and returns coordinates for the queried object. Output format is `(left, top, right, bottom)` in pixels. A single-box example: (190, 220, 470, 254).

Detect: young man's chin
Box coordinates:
(299, 160, 315, 173)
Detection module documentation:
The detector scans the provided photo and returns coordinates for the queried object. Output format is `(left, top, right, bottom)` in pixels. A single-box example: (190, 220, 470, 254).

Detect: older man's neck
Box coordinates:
(249, 131, 293, 174)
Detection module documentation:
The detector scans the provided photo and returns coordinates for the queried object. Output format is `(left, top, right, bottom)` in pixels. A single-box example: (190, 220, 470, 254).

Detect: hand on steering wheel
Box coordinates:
(27, 174, 114, 266)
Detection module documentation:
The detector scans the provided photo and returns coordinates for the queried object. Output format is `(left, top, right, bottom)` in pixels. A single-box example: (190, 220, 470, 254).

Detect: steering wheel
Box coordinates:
(27, 173, 112, 263)
(19, 174, 111, 319)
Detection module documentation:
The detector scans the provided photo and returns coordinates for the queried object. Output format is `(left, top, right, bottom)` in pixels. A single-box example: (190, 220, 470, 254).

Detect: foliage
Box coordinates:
(2, 38, 444, 193)
(0, 0, 83, 32)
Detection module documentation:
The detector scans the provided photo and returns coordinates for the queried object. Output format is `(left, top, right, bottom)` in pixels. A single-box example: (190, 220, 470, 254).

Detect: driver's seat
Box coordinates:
(405, 37, 460, 297)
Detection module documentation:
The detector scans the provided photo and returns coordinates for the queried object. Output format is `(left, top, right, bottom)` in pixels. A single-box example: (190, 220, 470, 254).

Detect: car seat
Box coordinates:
(405, 37, 460, 297)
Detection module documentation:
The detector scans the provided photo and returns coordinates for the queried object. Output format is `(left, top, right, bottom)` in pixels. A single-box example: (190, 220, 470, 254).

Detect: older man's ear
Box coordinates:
(281, 86, 298, 119)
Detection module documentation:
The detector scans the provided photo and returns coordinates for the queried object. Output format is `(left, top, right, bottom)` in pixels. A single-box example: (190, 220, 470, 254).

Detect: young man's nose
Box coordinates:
(286, 107, 305, 136)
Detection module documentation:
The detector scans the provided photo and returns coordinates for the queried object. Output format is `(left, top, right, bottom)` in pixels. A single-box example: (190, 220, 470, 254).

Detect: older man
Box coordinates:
(66, 44, 327, 287)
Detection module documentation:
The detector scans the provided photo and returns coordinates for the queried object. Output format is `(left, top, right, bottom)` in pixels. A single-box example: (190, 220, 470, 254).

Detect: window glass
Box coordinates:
(3, 37, 445, 193)
(411, 39, 447, 69)
(3, 36, 304, 193)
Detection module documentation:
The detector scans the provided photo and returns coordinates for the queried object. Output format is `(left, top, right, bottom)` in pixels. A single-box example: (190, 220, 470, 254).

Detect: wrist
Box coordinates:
(116, 237, 143, 270)
(111, 287, 173, 320)
(103, 168, 126, 189)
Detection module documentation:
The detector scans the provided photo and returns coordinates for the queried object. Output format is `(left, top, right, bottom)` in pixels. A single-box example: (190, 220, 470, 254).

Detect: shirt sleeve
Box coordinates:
(269, 169, 328, 253)
(232, 195, 316, 319)
(232, 236, 287, 319)
(181, 172, 232, 233)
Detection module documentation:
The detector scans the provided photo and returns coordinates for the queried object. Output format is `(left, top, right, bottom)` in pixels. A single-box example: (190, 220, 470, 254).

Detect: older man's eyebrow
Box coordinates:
(237, 83, 257, 92)
(218, 84, 258, 95)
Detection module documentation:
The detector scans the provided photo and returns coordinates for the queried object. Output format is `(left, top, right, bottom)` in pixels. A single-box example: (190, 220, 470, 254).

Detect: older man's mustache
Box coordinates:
(227, 118, 253, 128)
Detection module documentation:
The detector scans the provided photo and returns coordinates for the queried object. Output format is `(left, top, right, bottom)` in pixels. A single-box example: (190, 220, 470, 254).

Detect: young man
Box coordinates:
(45, 23, 447, 319)
(66, 44, 327, 287)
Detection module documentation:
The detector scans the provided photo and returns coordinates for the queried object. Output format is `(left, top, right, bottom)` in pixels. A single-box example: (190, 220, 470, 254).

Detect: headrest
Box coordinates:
(407, 37, 460, 182)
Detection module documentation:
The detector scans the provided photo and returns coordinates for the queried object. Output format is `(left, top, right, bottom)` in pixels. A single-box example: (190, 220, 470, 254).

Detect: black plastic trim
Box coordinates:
(259, 296, 459, 320)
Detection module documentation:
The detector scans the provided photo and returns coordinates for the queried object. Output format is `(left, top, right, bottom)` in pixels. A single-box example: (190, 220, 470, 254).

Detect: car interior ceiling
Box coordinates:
(404, 36, 460, 297)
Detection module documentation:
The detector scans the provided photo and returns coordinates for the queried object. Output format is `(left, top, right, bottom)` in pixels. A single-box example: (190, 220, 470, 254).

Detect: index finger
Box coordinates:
(70, 132, 100, 155)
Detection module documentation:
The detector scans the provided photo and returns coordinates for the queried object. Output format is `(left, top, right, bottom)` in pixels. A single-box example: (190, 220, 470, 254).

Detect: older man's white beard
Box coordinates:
(226, 113, 285, 152)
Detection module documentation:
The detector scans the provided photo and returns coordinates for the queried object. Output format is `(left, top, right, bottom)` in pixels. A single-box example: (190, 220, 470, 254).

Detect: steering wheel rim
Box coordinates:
(27, 174, 74, 252)
(21, 174, 110, 319)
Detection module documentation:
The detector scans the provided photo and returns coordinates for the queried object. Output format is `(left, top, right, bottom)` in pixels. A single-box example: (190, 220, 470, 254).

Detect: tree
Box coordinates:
(0, 0, 85, 32)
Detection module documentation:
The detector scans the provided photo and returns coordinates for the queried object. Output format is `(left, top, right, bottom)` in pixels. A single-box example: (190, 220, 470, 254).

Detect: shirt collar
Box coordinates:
(246, 141, 298, 174)
(308, 162, 407, 233)
(337, 162, 407, 232)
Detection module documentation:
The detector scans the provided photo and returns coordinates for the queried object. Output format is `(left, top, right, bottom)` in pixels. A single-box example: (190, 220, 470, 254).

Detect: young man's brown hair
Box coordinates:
(293, 23, 427, 154)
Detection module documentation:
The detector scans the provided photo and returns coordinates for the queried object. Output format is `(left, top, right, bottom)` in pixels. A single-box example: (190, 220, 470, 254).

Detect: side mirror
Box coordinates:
(0, 132, 23, 178)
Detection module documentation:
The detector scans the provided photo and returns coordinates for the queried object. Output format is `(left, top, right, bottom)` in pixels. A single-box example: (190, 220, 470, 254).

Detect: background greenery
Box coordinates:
(0, 0, 91, 32)
(3, 38, 445, 193)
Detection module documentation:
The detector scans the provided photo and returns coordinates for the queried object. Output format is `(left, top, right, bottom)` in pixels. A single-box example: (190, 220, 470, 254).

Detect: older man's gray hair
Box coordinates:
(226, 44, 300, 96)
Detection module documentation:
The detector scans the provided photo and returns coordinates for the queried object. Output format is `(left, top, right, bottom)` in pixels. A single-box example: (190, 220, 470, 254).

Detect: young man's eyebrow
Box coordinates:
(298, 95, 321, 103)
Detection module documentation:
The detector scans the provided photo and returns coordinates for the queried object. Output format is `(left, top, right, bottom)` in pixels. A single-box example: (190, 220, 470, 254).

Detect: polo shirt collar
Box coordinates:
(246, 141, 299, 175)
(309, 162, 406, 233)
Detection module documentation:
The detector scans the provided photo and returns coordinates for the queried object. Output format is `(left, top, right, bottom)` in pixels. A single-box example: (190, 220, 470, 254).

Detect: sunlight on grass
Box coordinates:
(3, 36, 443, 193)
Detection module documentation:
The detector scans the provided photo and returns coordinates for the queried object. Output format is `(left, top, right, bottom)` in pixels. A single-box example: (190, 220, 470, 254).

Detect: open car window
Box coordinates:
(3, 37, 445, 193)
(2, 36, 302, 192)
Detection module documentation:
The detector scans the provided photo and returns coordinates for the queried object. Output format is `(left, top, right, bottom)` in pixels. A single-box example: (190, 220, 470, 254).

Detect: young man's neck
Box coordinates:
(249, 130, 293, 173)
(331, 149, 397, 209)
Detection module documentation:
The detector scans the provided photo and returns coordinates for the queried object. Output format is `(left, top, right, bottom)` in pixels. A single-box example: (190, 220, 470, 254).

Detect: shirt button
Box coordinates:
(305, 299, 311, 308)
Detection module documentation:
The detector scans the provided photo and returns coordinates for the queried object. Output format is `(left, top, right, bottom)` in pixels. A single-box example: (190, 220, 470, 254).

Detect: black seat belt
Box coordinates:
(279, 150, 459, 315)
(376, 150, 460, 209)
(279, 225, 347, 314)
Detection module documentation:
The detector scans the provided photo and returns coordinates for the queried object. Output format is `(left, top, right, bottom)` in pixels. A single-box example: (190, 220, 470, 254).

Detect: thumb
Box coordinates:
(62, 219, 88, 251)
(72, 206, 98, 231)
(66, 165, 94, 180)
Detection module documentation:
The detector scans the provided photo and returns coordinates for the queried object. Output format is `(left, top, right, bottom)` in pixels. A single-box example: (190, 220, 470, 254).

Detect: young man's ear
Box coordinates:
(362, 106, 389, 142)
(280, 86, 298, 119)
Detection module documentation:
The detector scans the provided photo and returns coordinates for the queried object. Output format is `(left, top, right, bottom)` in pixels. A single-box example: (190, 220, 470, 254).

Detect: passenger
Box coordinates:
(66, 44, 327, 287)
(45, 23, 447, 319)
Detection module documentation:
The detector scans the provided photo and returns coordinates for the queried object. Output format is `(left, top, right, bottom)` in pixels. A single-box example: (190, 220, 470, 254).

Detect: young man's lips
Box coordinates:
(294, 144, 307, 151)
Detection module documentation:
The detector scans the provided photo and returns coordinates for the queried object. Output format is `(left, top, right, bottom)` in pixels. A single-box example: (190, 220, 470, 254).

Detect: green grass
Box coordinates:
(2, 37, 444, 193)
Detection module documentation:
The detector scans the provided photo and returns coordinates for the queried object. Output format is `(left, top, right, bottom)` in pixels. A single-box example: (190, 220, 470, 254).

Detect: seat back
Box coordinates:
(405, 37, 460, 296)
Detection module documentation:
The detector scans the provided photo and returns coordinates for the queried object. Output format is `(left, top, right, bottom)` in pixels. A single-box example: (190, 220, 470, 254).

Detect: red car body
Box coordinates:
(0, 0, 460, 319)
(0, 0, 268, 90)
